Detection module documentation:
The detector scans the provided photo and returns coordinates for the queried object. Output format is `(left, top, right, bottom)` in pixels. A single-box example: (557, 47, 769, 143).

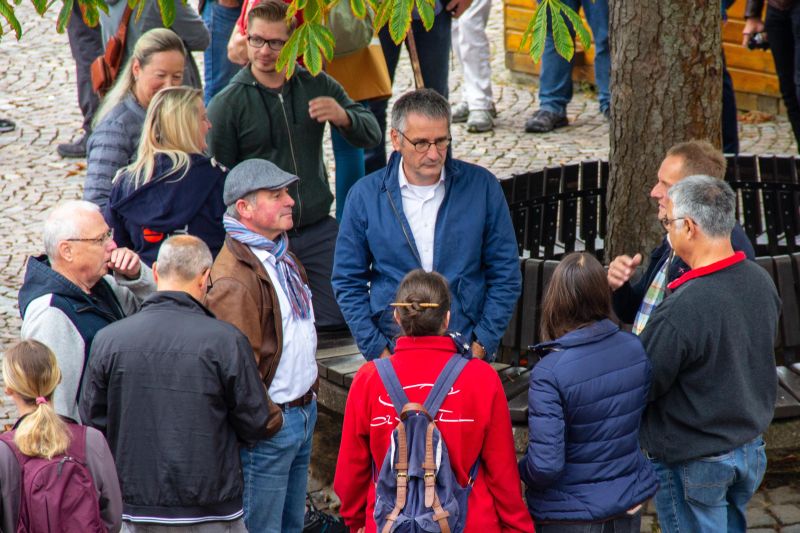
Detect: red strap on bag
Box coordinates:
(90, 5, 133, 97)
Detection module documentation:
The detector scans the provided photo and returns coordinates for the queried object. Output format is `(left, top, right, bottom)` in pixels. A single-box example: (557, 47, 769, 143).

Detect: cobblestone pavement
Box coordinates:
(2, 1, 800, 530)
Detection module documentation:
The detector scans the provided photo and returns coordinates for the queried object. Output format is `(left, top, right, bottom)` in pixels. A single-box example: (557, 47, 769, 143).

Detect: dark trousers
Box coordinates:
(365, 11, 452, 174)
(722, 53, 740, 154)
(535, 511, 641, 533)
(288, 216, 346, 329)
(66, 1, 103, 132)
(765, 3, 800, 151)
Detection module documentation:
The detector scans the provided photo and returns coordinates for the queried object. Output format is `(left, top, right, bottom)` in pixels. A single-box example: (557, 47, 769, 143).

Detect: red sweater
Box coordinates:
(334, 336, 535, 533)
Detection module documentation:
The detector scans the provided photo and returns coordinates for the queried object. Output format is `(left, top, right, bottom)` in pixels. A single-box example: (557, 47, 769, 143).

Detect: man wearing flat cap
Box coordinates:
(204, 158, 318, 533)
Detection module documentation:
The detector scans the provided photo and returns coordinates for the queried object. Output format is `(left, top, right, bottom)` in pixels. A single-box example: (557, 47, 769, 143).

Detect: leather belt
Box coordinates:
(277, 389, 315, 411)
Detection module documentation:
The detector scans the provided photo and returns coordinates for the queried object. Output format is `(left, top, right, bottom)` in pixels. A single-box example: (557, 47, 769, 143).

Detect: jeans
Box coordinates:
(650, 436, 767, 533)
(241, 400, 317, 533)
(538, 0, 610, 116)
(365, 11, 452, 173)
(765, 3, 800, 151)
(202, 1, 243, 105)
(122, 520, 247, 533)
(535, 511, 641, 533)
(331, 125, 365, 222)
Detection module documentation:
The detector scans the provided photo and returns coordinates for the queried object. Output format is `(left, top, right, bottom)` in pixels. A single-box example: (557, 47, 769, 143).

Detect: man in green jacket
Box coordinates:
(207, 0, 381, 330)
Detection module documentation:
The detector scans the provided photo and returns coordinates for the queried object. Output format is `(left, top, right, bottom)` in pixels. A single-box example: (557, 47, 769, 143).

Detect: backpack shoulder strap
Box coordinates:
(423, 354, 468, 418)
(374, 358, 410, 416)
(0, 431, 29, 467)
(64, 423, 88, 463)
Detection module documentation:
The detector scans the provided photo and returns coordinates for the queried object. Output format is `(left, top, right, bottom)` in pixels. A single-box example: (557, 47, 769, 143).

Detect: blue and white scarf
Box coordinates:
(223, 215, 312, 319)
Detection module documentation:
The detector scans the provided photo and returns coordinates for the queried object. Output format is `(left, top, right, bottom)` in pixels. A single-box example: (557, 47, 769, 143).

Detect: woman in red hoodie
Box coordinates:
(334, 269, 534, 533)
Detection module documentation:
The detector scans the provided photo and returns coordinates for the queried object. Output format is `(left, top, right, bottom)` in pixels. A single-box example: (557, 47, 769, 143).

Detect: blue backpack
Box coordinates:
(373, 354, 480, 533)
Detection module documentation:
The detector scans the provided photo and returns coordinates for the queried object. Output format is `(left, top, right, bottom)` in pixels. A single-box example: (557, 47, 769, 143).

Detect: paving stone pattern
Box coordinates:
(2, 1, 800, 530)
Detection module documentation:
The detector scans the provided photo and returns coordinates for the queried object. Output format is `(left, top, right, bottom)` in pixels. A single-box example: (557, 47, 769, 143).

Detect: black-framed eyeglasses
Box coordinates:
(247, 35, 287, 51)
(66, 228, 114, 245)
(659, 216, 686, 230)
(397, 130, 451, 153)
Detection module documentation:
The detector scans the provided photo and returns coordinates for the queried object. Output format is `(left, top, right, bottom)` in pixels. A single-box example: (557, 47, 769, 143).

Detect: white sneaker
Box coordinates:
(452, 102, 469, 123)
(467, 109, 494, 133)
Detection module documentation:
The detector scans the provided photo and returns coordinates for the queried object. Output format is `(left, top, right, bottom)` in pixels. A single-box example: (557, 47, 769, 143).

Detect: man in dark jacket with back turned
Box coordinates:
(80, 235, 272, 531)
(207, 0, 381, 331)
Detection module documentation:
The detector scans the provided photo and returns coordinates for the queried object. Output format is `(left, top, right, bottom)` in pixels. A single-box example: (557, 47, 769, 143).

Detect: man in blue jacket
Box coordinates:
(333, 89, 521, 361)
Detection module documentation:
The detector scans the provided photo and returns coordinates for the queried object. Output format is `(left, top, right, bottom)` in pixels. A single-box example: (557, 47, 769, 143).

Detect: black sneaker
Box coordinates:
(524, 109, 568, 133)
(0, 118, 15, 133)
(57, 133, 88, 158)
(303, 508, 347, 533)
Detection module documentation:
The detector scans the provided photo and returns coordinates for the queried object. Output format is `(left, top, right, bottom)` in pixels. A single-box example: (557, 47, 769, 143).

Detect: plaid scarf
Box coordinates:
(223, 215, 312, 320)
(632, 251, 673, 336)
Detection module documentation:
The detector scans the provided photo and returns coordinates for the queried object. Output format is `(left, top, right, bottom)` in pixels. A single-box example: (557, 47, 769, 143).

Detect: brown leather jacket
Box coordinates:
(746, 0, 798, 18)
(205, 236, 309, 437)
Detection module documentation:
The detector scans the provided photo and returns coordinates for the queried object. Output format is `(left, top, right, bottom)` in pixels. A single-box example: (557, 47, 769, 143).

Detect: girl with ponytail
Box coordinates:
(334, 270, 534, 533)
(0, 339, 122, 532)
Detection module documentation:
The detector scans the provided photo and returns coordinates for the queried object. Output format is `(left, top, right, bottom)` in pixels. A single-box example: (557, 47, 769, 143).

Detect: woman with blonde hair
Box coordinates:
(0, 339, 121, 532)
(85, 28, 187, 210)
(519, 252, 657, 532)
(105, 86, 226, 266)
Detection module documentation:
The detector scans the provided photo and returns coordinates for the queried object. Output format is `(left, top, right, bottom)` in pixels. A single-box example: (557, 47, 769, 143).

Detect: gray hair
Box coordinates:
(668, 174, 736, 238)
(225, 192, 258, 220)
(155, 235, 212, 281)
(390, 89, 451, 132)
(43, 200, 102, 258)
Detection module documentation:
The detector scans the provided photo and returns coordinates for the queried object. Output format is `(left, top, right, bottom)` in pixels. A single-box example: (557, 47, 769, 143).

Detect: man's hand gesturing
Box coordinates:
(607, 253, 642, 291)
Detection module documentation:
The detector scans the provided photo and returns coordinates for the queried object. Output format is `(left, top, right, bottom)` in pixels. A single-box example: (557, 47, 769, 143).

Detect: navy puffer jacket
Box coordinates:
(519, 319, 658, 522)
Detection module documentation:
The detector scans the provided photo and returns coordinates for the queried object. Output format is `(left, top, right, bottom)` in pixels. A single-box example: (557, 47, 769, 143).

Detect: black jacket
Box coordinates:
(612, 223, 755, 323)
(80, 291, 272, 524)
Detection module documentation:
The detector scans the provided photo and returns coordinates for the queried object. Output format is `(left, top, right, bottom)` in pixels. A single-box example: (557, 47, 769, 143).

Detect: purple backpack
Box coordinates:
(373, 354, 480, 533)
(0, 423, 107, 533)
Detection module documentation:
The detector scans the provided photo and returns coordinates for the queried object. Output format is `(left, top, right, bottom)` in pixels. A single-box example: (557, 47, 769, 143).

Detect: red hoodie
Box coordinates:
(334, 336, 535, 533)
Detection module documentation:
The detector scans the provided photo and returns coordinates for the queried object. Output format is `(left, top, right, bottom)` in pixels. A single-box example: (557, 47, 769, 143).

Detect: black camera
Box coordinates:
(747, 32, 769, 50)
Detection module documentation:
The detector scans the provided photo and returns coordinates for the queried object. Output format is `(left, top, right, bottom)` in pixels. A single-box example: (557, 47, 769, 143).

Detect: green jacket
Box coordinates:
(207, 66, 381, 229)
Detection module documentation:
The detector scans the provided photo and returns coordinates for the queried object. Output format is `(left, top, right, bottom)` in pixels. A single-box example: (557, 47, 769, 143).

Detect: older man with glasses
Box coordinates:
(206, 0, 380, 334)
(18, 200, 154, 422)
(333, 88, 521, 361)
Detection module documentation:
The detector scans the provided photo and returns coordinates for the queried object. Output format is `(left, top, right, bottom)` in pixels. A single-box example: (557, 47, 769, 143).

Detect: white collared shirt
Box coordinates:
(398, 158, 446, 272)
(250, 247, 318, 404)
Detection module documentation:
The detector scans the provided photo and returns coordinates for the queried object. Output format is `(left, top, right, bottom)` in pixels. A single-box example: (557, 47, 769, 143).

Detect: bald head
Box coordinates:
(154, 235, 213, 284)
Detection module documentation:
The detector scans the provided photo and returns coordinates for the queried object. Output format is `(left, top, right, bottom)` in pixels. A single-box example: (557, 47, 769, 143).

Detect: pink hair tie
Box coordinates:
(35, 397, 47, 405)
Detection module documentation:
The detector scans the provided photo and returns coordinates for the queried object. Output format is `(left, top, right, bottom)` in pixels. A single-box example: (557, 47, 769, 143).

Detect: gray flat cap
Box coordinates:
(223, 159, 299, 206)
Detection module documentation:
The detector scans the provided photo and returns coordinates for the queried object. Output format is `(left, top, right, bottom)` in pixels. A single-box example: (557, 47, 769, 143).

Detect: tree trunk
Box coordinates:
(606, 0, 722, 261)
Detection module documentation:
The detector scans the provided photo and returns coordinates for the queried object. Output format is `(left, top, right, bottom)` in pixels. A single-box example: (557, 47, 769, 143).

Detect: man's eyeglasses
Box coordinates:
(397, 130, 451, 153)
(247, 35, 287, 51)
(659, 216, 686, 230)
(66, 228, 114, 246)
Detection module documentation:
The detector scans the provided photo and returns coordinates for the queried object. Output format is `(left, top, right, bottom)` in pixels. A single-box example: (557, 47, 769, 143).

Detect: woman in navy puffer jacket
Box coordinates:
(106, 86, 226, 266)
(519, 252, 657, 533)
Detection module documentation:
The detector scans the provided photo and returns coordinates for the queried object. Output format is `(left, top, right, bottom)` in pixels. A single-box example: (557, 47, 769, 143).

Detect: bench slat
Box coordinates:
(778, 366, 800, 403)
(774, 256, 800, 361)
(320, 353, 367, 386)
(774, 383, 800, 419)
(519, 259, 543, 351)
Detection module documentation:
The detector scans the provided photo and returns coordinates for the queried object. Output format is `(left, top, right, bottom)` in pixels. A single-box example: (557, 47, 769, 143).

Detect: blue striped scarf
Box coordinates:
(223, 215, 312, 320)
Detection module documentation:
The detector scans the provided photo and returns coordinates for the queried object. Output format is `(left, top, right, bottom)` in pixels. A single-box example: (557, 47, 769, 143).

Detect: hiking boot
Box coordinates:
(451, 102, 469, 123)
(467, 109, 494, 133)
(524, 109, 568, 133)
(57, 133, 88, 158)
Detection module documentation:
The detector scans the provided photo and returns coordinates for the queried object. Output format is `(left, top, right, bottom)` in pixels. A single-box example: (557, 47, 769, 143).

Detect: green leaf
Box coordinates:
(133, 0, 146, 23)
(350, 0, 366, 19)
(559, 1, 591, 52)
(0, 0, 22, 37)
(304, 37, 323, 74)
(81, 0, 100, 26)
(55, 0, 73, 33)
(308, 22, 334, 61)
(550, 3, 573, 61)
(388, 0, 412, 44)
(157, 0, 175, 27)
(31, 0, 47, 15)
(277, 24, 306, 78)
(416, 0, 433, 30)
(296, 0, 307, 11)
(373, 0, 391, 32)
(304, 0, 322, 23)
(520, 0, 548, 64)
